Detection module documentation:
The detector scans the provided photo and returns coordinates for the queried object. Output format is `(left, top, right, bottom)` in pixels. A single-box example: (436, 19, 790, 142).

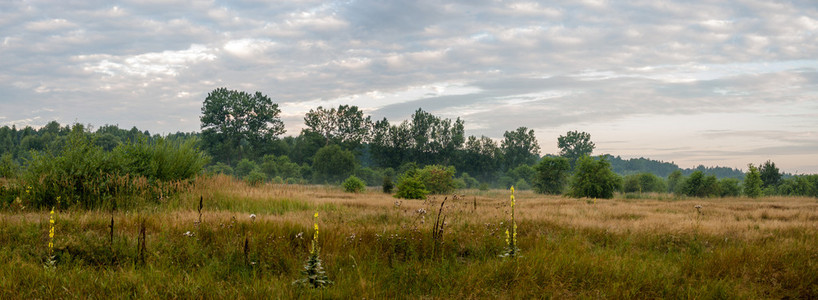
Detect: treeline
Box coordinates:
(607, 156, 746, 179)
(2, 87, 816, 203)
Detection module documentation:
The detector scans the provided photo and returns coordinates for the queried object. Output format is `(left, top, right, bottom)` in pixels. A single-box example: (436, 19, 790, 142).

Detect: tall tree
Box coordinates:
(303, 105, 371, 149)
(459, 135, 502, 181)
(200, 88, 285, 164)
(501, 127, 540, 169)
(759, 160, 781, 188)
(558, 130, 595, 168)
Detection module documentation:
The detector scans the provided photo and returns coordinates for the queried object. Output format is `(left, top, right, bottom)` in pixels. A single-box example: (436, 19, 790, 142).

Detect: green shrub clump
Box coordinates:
(342, 176, 366, 193)
(569, 156, 622, 199)
(394, 176, 428, 199)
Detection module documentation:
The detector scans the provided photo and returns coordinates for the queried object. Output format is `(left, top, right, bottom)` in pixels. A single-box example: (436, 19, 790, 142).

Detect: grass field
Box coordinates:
(1, 175, 816, 298)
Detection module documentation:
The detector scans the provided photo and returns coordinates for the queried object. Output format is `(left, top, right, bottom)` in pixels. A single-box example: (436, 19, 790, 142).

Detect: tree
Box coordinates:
(501, 127, 540, 169)
(667, 170, 683, 193)
(459, 135, 502, 182)
(678, 171, 720, 197)
(744, 163, 763, 198)
(558, 131, 595, 168)
(200, 88, 285, 164)
(312, 145, 356, 183)
(415, 165, 457, 194)
(759, 160, 781, 188)
(569, 156, 621, 199)
(571, 156, 622, 199)
(532, 156, 570, 194)
(303, 105, 371, 149)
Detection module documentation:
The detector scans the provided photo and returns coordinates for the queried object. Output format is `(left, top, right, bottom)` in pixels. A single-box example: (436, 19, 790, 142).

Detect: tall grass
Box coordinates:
(0, 176, 816, 298)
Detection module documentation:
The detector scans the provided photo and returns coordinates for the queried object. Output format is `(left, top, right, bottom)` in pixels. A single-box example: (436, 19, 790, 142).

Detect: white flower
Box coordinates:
(249, 214, 257, 222)
(183, 231, 195, 237)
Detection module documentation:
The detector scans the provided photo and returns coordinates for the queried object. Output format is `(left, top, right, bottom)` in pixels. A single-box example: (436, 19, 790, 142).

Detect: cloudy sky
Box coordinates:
(1, 0, 817, 173)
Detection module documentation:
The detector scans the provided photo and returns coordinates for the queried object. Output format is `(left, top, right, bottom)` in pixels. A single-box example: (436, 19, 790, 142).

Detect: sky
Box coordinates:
(1, 0, 817, 173)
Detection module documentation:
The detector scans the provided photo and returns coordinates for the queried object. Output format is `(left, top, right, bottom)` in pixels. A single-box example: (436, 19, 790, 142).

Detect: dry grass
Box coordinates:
(1, 175, 816, 298)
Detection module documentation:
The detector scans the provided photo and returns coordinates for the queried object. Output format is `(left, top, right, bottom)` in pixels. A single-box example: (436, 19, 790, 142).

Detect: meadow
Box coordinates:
(1, 175, 816, 299)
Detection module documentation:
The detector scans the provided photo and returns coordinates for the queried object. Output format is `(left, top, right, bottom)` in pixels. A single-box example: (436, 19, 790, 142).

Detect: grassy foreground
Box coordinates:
(1, 175, 816, 298)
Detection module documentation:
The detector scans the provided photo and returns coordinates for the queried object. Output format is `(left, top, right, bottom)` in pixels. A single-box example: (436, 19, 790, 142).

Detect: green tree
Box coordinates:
(759, 160, 781, 188)
(558, 131, 595, 168)
(667, 170, 683, 193)
(200, 88, 285, 164)
(678, 171, 721, 197)
(719, 178, 742, 197)
(0, 153, 18, 178)
(501, 127, 540, 169)
(304, 105, 371, 148)
(459, 135, 502, 182)
(532, 156, 570, 194)
(312, 145, 356, 183)
(415, 165, 456, 194)
(744, 163, 763, 198)
(569, 156, 621, 199)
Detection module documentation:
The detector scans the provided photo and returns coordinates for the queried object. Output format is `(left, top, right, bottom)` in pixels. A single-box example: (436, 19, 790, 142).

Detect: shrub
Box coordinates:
(342, 176, 366, 193)
(235, 159, 258, 178)
(478, 183, 490, 191)
(678, 171, 721, 197)
(415, 165, 456, 194)
(246, 170, 266, 186)
(569, 156, 622, 199)
(515, 179, 531, 190)
(382, 175, 394, 193)
(719, 178, 741, 197)
(353, 167, 381, 186)
(623, 173, 666, 193)
(460, 172, 479, 189)
(532, 156, 570, 194)
(19, 125, 208, 209)
(207, 162, 234, 176)
(0, 153, 18, 178)
(394, 176, 428, 199)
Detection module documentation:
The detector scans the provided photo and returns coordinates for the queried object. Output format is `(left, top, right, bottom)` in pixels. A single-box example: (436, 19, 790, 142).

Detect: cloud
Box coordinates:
(1, 0, 817, 172)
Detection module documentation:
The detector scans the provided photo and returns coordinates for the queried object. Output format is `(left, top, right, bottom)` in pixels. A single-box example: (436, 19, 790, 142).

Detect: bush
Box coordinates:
(478, 183, 489, 191)
(19, 125, 208, 209)
(719, 178, 741, 197)
(678, 171, 720, 197)
(532, 156, 570, 194)
(569, 156, 622, 199)
(0, 153, 18, 179)
(235, 159, 257, 178)
(207, 162, 234, 176)
(394, 176, 428, 199)
(623, 173, 666, 193)
(515, 178, 531, 190)
(343, 175, 366, 193)
(354, 167, 381, 186)
(460, 172, 479, 189)
(382, 175, 394, 193)
(415, 165, 456, 194)
(246, 170, 266, 186)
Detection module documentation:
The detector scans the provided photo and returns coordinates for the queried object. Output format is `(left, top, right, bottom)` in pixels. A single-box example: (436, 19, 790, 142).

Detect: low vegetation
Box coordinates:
(0, 175, 816, 298)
